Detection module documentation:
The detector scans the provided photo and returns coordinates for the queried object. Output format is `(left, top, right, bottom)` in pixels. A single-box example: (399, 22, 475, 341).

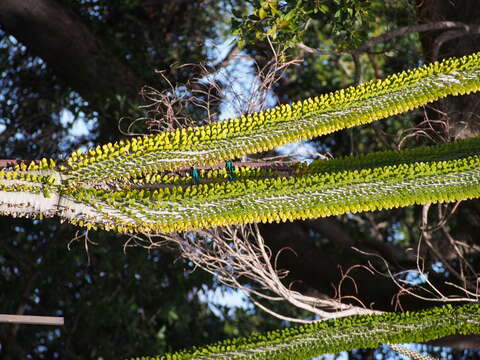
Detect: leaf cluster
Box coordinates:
(231, 0, 407, 51)
(129, 303, 480, 359)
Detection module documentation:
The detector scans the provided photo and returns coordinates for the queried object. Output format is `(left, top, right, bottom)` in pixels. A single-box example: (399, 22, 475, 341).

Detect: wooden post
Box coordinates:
(0, 314, 64, 326)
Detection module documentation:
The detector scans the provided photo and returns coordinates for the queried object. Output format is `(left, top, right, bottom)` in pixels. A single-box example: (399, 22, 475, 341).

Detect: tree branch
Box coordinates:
(298, 21, 479, 58)
(355, 21, 477, 54)
(205, 44, 241, 73)
(431, 26, 480, 60)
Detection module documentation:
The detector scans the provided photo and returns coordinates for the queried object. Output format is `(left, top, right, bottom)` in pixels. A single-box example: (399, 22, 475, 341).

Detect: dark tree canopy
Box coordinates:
(1, 0, 480, 359)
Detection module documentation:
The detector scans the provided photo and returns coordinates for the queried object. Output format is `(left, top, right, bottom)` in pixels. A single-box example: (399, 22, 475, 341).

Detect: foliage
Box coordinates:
(63, 52, 480, 180)
(0, 0, 235, 155)
(1, 52, 480, 234)
(129, 303, 480, 359)
(231, 0, 414, 50)
(1, 1, 480, 359)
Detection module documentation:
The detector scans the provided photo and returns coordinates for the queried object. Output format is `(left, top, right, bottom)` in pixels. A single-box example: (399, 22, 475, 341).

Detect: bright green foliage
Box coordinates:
(1, 53, 480, 233)
(2, 131, 480, 234)
(0, 159, 59, 198)
(64, 52, 480, 184)
(128, 303, 480, 360)
(64, 137, 480, 233)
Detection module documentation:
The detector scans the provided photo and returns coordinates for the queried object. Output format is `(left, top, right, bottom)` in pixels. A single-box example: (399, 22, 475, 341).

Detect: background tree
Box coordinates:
(1, 0, 480, 359)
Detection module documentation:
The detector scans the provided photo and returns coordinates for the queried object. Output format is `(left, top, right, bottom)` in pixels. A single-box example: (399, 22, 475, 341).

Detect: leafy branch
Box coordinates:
(129, 303, 480, 360)
(1, 53, 480, 234)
